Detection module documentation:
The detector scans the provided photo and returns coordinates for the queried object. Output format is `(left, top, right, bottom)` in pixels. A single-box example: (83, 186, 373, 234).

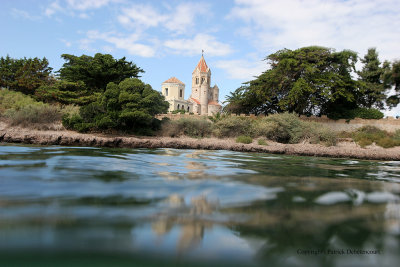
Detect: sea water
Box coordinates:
(0, 144, 399, 266)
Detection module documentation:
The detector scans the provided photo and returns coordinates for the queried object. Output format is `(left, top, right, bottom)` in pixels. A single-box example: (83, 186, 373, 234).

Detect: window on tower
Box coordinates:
(180, 89, 182, 98)
(196, 78, 199, 84)
(201, 78, 204, 84)
(165, 88, 168, 96)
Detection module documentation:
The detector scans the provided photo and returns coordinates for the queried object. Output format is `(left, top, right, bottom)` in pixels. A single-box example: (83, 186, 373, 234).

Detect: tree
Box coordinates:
(63, 78, 169, 133)
(58, 53, 144, 91)
(357, 48, 390, 109)
(0, 56, 52, 94)
(386, 60, 400, 108)
(35, 80, 99, 106)
(225, 46, 360, 116)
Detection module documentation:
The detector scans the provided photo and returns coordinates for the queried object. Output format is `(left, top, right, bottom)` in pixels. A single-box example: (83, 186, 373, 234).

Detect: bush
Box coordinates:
(212, 116, 254, 137)
(161, 118, 212, 138)
(352, 126, 400, 148)
(328, 107, 384, 120)
(255, 113, 337, 145)
(236, 135, 253, 144)
(4, 104, 62, 126)
(0, 89, 38, 112)
(171, 109, 186, 114)
(257, 139, 268, 145)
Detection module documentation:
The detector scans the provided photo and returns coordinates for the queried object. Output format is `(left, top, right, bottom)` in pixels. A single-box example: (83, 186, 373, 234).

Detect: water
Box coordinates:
(0, 144, 399, 266)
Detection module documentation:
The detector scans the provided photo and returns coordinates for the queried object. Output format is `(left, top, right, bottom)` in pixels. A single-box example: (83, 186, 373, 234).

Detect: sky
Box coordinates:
(1, 0, 400, 115)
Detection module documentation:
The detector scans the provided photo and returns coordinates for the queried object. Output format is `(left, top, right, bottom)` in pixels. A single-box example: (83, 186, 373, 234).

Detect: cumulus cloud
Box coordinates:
(45, 0, 118, 17)
(117, 2, 209, 34)
(82, 30, 156, 57)
(165, 34, 233, 56)
(229, 0, 400, 61)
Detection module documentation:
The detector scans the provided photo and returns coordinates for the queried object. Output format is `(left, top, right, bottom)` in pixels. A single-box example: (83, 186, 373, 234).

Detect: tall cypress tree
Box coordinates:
(357, 48, 390, 109)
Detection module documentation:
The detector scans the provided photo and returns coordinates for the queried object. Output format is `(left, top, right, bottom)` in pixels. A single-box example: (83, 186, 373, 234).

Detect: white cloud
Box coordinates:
(229, 0, 400, 61)
(11, 8, 41, 21)
(45, 0, 118, 17)
(215, 59, 266, 80)
(82, 30, 156, 57)
(66, 0, 117, 11)
(45, 1, 63, 17)
(165, 34, 233, 56)
(117, 2, 209, 34)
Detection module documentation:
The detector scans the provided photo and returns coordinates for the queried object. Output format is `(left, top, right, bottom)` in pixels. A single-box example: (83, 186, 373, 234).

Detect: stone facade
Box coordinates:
(188, 55, 221, 115)
(161, 77, 193, 113)
(161, 55, 222, 115)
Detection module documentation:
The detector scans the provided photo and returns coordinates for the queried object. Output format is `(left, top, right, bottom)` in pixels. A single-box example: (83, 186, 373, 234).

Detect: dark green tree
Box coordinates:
(0, 56, 52, 94)
(357, 48, 390, 109)
(35, 80, 99, 105)
(58, 53, 144, 91)
(63, 78, 169, 133)
(386, 60, 400, 108)
(225, 46, 360, 116)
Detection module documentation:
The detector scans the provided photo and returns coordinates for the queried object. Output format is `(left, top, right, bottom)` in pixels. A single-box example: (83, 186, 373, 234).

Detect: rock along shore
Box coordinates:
(1, 122, 400, 160)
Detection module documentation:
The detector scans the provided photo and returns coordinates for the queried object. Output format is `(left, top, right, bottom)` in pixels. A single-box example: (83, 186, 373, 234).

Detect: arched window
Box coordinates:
(196, 78, 199, 84)
(182, 105, 184, 110)
(177, 104, 180, 109)
(180, 89, 183, 98)
(187, 106, 190, 112)
(165, 88, 168, 96)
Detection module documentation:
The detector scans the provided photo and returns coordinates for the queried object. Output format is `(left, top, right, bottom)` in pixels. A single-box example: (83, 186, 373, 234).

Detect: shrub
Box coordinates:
(4, 104, 62, 126)
(161, 118, 212, 138)
(212, 116, 254, 137)
(328, 107, 384, 120)
(257, 139, 268, 145)
(352, 126, 399, 148)
(171, 109, 186, 114)
(236, 135, 253, 144)
(0, 89, 38, 112)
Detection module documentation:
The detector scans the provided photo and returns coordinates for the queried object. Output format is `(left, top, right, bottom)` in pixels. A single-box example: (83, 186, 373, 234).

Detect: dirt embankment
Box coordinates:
(1, 122, 400, 160)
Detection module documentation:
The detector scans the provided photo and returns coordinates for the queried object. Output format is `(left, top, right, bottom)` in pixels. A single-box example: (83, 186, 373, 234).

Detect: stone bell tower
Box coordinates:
(191, 54, 211, 115)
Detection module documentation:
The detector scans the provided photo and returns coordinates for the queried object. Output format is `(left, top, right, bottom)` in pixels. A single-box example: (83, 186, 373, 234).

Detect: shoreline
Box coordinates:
(1, 122, 400, 160)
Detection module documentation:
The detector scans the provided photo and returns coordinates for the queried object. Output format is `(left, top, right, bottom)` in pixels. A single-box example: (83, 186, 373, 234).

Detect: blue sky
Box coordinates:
(1, 0, 400, 115)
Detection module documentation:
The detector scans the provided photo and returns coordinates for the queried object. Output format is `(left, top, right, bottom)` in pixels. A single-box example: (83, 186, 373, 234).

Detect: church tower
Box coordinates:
(191, 54, 211, 115)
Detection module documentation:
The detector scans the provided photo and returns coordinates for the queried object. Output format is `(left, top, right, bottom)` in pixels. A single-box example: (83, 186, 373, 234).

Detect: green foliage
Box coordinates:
(254, 113, 337, 145)
(352, 126, 400, 148)
(4, 103, 61, 126)
(225, 46, 359, 116)
(357, 48, 390, 109)
(171, 109, 186, 114)
(0, 56, 52, 94)
(386, 60, 400, 108)
(212, 116, 254, 137)
(161, 118, 212, 138)
(257, 139, 268, 145)
(328, 107, 384, 120)
(208, 112, 228, 123)
(0, 89, 38, 112)
(35, 80, 99, 105)
(58, 53, 144, 92)
(236, 135, 253, 144)
(63, 78, 169, 133)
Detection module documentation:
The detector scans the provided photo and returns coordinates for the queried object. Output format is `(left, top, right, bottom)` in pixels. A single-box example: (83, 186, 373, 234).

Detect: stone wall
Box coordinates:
(155, 113, 400, 132)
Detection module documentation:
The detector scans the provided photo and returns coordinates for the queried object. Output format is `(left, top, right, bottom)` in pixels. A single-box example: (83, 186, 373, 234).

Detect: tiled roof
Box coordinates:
(194, 55, 209, 73)
(163, 77, 184, 84)
(190, 97, 200, 104)
(208, 100, 220, 106)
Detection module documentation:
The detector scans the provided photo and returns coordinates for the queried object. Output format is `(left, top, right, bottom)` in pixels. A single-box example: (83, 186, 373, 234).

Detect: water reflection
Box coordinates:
(0, 144, 399, 266)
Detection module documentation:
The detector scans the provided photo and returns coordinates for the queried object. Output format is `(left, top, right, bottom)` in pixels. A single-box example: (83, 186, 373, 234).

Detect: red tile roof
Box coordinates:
(191, 97, 200, 104)
(208, 100, 221, 106)
(194, 55, 209, 73)
(163, 77, 184, 84)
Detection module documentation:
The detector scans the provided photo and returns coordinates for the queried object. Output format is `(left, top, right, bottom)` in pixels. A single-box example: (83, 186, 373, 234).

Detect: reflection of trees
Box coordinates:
(151, 195, 215, 254)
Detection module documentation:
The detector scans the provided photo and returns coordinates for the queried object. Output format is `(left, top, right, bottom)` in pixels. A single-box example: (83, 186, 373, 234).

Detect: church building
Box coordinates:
(161, 54, 221, 115)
